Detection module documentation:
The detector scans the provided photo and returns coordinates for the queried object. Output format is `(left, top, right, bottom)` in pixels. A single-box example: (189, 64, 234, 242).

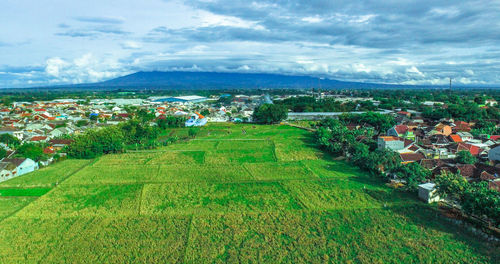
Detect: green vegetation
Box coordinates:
(252, 104, 288, 124)
(276, 96, 377, 112)
(456, 150, 477, 164)
(0, 123, 497, 263)
(67, 119, 160, 158)
(0, 188, 51, 197)
(435, 172, 500, 226)
(0, 159, 91, 188)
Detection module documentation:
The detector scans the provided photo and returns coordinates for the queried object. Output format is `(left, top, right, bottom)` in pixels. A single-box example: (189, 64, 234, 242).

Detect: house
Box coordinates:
(0, 162, 16, 182)
(0, 158, 38, 182)
(30, 136, 48, 142)
(433, 123, 452, 136)
(418, 183, 440, 203)
(456, 132, 473, 142)
(387, 125, 414, 140)
(488, 144, 500, 162)
(397, 111, 411, 117)
(378, 136, 405, 151)
(456, 142, 483, 156)
(400, 152, 425, 164)
(49, 139, 73, 150)
(0, 126, 24, 141)
(485, 99, 498, 106)
(449, 134, 463, 143)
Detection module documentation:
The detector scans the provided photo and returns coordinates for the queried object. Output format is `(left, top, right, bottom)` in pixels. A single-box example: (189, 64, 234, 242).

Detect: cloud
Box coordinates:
(121, 41, 142, 50)
(1, 0, 500, 87)
(56, 25, 130, 38)
(74, 16, 124, 24)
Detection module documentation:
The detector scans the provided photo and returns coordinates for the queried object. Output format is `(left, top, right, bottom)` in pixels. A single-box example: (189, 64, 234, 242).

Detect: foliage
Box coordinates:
(339, 112, 396, 132)
(76, 120, 89, 127)
(435, 171, 500, 226)
(456, 150, 477, 164)
(0, 134, 20, 146)
(276, 96, 377, 112)
(157, 116, 185, 129)
(188, 127, 200, 138)
(67, 126, 125, 158)
(16, 143, 45, 161)
(395, 162, 431, 191)
(252, 104, 288, 124)
(0, 148, 6, 159)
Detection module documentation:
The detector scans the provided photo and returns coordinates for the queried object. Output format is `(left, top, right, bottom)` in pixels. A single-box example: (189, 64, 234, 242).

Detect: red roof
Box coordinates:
(394, 125, 409, 134)
(490, 135, 500, 141)
(457, 142, 482, 156)
(34, 108, 46, 112)
(0, 109, 10, 112)
(30, 136, 48, 141)
(43, 147, 55, 154)
(397, 111, 410, 115)
(400, 152, 425, 162)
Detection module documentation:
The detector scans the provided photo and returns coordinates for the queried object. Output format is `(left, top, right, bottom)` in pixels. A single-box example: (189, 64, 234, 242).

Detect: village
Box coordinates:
(0, 92, 499, 198)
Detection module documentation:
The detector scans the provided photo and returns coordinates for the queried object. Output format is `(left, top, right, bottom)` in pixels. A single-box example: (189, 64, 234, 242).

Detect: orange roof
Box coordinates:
(380, 136, 399, 142)
(195, 112, 205, 119)
(449, 134, 462, 143)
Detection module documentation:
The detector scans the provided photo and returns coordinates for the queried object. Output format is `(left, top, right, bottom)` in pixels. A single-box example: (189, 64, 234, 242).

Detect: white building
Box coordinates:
(418, 183, 440, 203)
(0, 158, 38, 182)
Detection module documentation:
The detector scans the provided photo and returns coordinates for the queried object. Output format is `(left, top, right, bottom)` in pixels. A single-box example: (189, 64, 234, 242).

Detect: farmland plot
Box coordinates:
(0, 123, 497, 263)
(0, 159, 91, 188)
(141, 182, 302, 215)
(205, 140, 276, 164)
(0, 215, 190, 263)
(0, 197, 36, 219)
(64, 165, 160, 184)
(16, 184, 142, 218)
(244, 161, 317, 181)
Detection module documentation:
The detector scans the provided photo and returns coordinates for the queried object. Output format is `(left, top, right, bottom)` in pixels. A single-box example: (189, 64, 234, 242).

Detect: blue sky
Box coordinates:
(1, 0, 499, 88)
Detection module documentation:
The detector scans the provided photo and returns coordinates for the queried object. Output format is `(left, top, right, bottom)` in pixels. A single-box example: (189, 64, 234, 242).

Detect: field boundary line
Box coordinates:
(0, 197, 40, 223)
(0, 159, 94, 223)
(300, 160, 320, 179)
(182, 214, 194, 263)
(269, 139, 278, 162)
(194, 139, 267, 141)
(138, 184, 145, 215)
(57, 176, 358, 187)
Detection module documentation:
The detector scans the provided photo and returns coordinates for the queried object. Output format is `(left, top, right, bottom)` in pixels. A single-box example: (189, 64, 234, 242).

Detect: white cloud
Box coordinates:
(121, 41, 142, 50)
(45, 57, 69, 77)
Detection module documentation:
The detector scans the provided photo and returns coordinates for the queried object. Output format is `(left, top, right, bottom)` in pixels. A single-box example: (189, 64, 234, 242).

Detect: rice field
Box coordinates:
(0, 123, 497, 263)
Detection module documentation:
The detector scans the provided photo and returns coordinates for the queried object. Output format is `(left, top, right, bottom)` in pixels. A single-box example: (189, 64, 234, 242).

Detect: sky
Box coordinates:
(1, 0, 499, 88)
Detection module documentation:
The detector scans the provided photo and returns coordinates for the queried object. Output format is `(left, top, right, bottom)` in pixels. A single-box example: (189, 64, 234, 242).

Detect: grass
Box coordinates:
(0, 188, 51, 197)
(0, 123, 497, 263)
(0, 197, 36, 219)
(0, 159, 91, 188)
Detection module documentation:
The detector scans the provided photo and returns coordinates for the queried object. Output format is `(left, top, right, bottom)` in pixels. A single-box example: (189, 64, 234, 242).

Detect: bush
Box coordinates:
(456, 151, 477, 164)
(252, 104, 288, 124)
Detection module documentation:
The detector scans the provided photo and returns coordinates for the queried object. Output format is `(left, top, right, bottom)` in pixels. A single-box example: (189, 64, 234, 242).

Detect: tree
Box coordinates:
(16, 143, 45, 161)
(76, 120, 89, 127)
(456, 151, 477, 164)
(252, 104, 288, 124)
(395, 162, 431, 191)
(0, 134, 20, 146)
(0, 148, 6, 159)
(434, 171, 468, 201)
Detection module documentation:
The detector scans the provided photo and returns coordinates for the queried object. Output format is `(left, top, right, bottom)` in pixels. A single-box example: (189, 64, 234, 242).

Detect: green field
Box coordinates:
(0, 123, 497, 263)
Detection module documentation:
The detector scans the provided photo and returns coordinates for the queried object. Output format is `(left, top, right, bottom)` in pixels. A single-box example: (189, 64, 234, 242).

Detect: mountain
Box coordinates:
(87, 71, 424, 90)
